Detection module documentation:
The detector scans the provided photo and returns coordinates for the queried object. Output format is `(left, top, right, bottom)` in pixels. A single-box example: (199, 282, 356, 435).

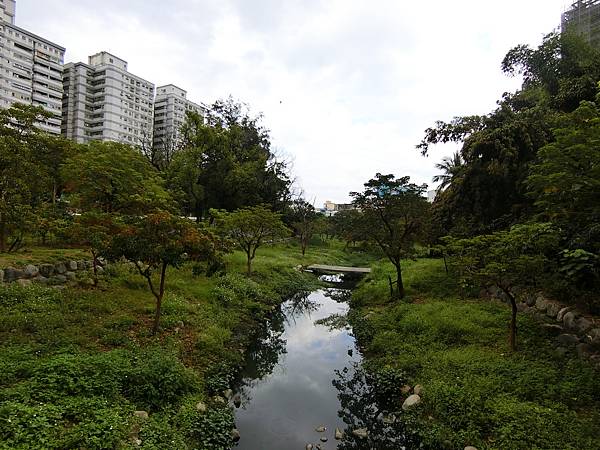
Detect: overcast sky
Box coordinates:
(17, 0, 568, 205)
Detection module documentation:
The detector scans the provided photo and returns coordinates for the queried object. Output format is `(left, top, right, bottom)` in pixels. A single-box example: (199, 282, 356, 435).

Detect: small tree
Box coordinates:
(351, 174, 430, 299)
(213, 205, 290, 274)
(288, 199, 319, 256)
(444, 223, 559, 351)
(107, 212, 220, 334)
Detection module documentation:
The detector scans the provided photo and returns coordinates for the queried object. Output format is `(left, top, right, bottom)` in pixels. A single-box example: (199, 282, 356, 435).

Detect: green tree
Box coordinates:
(213, 205, 290, 274)
(62, 141, 171, 214)
(350, 174, 430, 299)
(106, 212, 221, 334)
(287, 199, 319, 256)
(444, 223, 559, 351)
(432, 151, 463, 193)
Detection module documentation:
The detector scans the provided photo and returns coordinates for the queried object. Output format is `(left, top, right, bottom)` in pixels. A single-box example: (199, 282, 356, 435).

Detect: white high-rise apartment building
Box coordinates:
(0, 0, 15, 24)
(562, 0, 600, 50)
(0, 0, 65, 134)
(62, 52, 154, 145)
(153, 84, 206, 150)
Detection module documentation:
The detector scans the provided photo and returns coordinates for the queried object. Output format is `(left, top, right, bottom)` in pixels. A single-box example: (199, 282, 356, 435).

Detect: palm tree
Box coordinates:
(432, 151, 464, 193)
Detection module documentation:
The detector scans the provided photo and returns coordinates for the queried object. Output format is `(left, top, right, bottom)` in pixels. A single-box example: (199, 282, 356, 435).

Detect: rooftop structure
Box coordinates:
(0, 0, 15, 24)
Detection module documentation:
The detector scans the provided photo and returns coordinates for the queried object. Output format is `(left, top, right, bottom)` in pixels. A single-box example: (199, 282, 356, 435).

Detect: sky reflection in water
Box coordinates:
(235, 289, 360, 449)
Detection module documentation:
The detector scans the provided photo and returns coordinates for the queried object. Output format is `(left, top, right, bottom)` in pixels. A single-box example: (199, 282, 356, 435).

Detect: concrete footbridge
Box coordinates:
(306, 264, 371, 275)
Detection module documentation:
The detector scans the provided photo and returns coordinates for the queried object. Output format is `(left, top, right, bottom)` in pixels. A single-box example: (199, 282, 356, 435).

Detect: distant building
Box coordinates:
(320, 201, 354, 217)
(0, 0, 65, 134)
(62, 52, 155, 145)
(153, 84, 206, 151)
(427, 190, 437, 203)
(562, 0, 600, 50)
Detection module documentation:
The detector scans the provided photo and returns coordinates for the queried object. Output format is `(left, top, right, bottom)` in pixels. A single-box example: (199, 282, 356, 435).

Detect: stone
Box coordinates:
(33, 276, 49, 285)
(51, 275, 68, 285)
(400, 385, 412, 395)
(38, 264, 55, 278)
(576, 343, 593, 358)
(195, 401, 207, 413)
(68, 261, 78, 271)
(541, 324, 564, 335)
(54, 262, 67, 275)
(223, 389, 233, 400)
(587, 328, 600, 346)
(315, 426, 326, 432)
(557, 334, 579, 346)
(77, 260, 87, 270)
(563, 311, 578, 330)
(233, 393, 242, 408)
(96, 265, 105, 274)
(24, 264, 39, 278)
(65, 271, 77, 281)
(335, 428, 344, 440)
(133, 438, 142, 446)
(534, 296, 548, 312)
(574, 317, 593, 334)
(16, 279, 32, 287)
(402, 394, 421, 410)
(557, 307, 572, 322)
(4, 267, 23, 283)
(213, 396, 226, 404)
(134, 411, 148, 420)
(306, 445, 313, 450)
(231, 428, 241, 442)
(413, 384, 424, 396)
(465, 447, 479, 450)
(382, 414, 396, 425)
(352, 428, 368, 439)
(320, 436, 328, 442)
(545, 303, 561, 319)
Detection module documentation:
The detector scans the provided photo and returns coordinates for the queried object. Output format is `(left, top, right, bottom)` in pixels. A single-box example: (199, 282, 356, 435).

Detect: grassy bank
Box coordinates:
(350, 259, 600, 450)
(0, 239, 362, 449)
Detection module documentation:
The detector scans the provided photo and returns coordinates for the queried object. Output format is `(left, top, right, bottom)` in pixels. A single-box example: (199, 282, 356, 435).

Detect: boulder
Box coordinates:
(587, 328, 600, 346)
(576, 343, 593, 358)
(352, 428, 368, 439)
(335, 428, 344, 440)
(65, 271, 77, 281)
(16, 279, 32, 287)
(54, 262, 67, 275)
(4, 267, 24, 283)
(574, 317, 593, 334)
(233, 393, 242, 408)
(320, 437, 328, 442)
(413, 384, 424, 396)
(400, 385, 412, 395)
(134, 411, 148, 420)
(77, 260, 87, 270)
(545, 302, 561, 319)
(315, 426, 326, 432)
(563, 311, 578, 330)
(38, 264, 55, 278)
(557, 334, 579, 346)
(195, 401, 207, 413)
(231, 429, 241, 442)
(33, 276, 49, 285)
(541, 324, 564, 335)
(24, 264, 39, 278)
(557, 307, 573, 322)
(402, 394, 421, 410)
(50, 275, 68, 285)
(68, 261, 78, 271)
(223, 389, 233, 400)
(306, 445, 313, 450)
(535, 296, 549, 312)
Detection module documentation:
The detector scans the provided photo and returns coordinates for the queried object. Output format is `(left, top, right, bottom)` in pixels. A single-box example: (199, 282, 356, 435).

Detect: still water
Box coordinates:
(233, 288, 361, 449)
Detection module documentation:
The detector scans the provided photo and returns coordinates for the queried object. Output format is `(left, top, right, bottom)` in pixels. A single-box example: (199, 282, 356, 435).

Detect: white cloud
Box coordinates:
(15, 0, 568, 204)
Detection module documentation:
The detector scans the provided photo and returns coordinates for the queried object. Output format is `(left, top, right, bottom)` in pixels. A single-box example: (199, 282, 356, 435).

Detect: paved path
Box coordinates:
(307, 264, 371, 274)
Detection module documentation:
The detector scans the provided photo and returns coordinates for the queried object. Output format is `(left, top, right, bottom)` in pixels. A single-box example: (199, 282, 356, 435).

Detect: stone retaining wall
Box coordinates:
(0, 259, 102, 287)
(486, 287, 600, 369)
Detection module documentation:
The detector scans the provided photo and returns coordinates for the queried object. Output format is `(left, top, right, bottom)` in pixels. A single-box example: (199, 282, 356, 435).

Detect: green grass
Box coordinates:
(351, 258, 600, 450)
(0, 238, 365, 449)
(0, 246, 90, 267)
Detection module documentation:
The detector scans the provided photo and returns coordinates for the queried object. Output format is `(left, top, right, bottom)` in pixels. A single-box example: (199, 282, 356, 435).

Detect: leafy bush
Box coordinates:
(178, 405, 235, 450)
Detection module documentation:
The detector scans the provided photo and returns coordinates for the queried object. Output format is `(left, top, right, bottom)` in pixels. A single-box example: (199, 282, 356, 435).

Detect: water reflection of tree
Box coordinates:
(282, 290, 320, 325)
(323, 288, 352, 303)
(333, 364, 421, 450)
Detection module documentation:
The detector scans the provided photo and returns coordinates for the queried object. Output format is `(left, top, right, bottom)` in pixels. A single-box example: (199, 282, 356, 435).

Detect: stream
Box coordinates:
(233, 285, 360, 449)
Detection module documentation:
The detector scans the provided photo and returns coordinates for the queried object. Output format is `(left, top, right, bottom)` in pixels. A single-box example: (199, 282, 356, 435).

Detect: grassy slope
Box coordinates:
(0, 239, 366, 450)
(351, 258, 600, 450)
(0, 247, 90, 267)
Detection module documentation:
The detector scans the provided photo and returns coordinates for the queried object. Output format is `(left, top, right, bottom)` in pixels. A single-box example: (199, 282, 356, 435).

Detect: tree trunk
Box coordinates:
(394, 262, 405, 299)
(91, 250, 98, 287)
(301, 238, 307, 256)
(152, 262, 168, 335)
(246, 250, 252, 274)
